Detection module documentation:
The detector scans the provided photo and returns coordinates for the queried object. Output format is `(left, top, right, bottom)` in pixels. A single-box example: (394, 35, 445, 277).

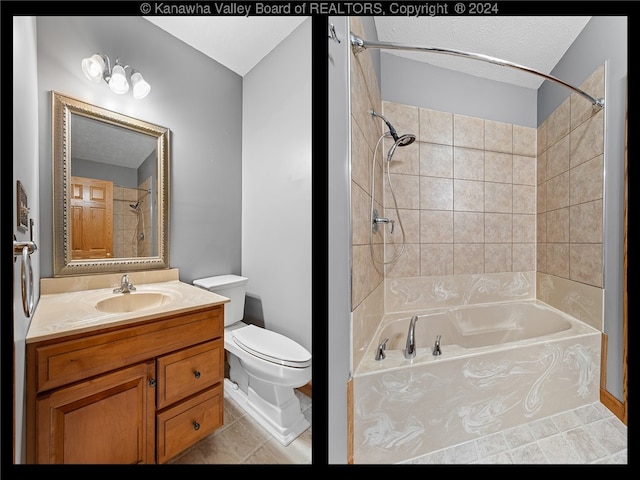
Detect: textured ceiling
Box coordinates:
(372, 16, 592, 89)
(144, 16, 307, 76)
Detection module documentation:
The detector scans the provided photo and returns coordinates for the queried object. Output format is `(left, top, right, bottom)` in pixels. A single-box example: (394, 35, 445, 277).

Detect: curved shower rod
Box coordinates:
(350, 33, 604, 111)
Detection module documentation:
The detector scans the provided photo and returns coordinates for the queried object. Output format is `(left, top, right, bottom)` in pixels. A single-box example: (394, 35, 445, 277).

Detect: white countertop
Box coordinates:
(27, 273, 228, 343)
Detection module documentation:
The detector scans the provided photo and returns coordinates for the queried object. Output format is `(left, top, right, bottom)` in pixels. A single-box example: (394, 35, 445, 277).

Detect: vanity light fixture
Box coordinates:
(81, 53, 151, 99)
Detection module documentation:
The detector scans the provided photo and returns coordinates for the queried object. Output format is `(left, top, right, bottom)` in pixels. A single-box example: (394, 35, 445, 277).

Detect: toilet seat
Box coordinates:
(232, 325, 311, 368)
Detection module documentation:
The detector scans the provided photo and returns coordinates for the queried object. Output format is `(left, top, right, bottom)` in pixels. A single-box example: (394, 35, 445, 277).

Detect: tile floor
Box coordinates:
(168, 389, 312, 464)
(400, 402, 627, 465)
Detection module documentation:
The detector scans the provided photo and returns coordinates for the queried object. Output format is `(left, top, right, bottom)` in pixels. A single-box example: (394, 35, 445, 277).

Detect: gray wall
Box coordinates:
(538, 16, 627, 402)
(36, 16, 243, 282)
(241, 19, 312, 352)
(381, 52, 537, 127)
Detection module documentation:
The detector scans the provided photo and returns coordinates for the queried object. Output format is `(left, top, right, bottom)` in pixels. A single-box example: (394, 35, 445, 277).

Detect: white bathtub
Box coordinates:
(378, 301, 572, 351)
(353, 300, 601, 464)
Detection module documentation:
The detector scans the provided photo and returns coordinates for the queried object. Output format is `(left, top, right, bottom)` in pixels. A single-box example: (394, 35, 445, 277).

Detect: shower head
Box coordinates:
(371, 109, 416, 154)
(129, 201, 140, 211)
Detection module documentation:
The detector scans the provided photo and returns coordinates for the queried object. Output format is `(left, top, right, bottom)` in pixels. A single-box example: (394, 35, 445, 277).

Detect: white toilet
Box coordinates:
(193, 274, 311, 446)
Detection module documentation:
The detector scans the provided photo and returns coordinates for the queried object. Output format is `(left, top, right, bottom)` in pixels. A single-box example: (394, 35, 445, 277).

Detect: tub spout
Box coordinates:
(404, 315, 418, 359)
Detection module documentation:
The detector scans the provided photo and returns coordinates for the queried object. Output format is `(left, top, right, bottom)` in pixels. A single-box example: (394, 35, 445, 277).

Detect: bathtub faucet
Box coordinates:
(404, 315, 419, 359)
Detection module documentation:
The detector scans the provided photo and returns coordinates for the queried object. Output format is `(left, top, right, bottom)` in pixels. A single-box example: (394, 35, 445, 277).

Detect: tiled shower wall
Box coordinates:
(349, 15, 605, 370)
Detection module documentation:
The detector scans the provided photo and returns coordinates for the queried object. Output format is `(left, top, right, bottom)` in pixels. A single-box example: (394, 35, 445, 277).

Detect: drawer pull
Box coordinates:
(193, 370, 201, 379)
(193, 421, 200, 431)
(148, 378, 157, 388)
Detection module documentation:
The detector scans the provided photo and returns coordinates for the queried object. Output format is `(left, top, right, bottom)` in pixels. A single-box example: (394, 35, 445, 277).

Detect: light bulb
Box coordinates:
(108, 64, 129, 94)
(131, 71, 151, 99)
(81, 54, 105, 83)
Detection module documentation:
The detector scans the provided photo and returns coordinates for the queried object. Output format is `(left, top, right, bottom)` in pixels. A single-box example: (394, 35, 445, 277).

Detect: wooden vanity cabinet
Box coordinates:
(26, 305, 224, 464)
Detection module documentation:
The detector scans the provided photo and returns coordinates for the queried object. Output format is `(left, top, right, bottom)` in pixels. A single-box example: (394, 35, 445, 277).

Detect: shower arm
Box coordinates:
(350, 33, 604, 111)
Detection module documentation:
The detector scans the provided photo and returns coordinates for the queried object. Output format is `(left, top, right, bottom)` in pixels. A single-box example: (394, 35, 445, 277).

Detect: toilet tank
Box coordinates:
(193, 275, 248, 326)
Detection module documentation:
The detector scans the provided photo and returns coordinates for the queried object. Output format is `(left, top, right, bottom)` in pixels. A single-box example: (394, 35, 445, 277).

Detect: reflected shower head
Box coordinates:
(129, 201, 140, 211)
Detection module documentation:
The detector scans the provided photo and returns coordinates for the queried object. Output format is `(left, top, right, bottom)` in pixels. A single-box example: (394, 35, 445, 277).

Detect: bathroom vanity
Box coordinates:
(25, 270, 229, 464)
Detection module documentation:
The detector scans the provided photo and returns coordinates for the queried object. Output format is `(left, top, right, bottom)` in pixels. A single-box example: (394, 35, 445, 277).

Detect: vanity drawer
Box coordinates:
(32, 306, 223, 393)
(156, 384, 223, 464)
(156, 339, 224, 410)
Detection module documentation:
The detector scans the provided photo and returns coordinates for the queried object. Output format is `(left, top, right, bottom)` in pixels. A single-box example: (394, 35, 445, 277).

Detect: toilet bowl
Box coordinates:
(193, 275, 311, 446)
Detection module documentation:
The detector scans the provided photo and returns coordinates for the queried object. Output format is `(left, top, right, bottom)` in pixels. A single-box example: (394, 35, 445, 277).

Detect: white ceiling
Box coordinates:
(372, 16, 592, 89)
(144, 16, 308, 76)
(145, 16, 590, 88)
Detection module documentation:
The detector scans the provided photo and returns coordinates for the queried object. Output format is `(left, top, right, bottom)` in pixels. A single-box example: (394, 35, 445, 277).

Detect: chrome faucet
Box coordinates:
(404, 315, 418, 359)
(114, 274, 136, 294)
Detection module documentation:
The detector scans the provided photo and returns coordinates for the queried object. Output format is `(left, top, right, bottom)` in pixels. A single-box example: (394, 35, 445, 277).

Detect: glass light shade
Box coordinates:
(81, 54, 105, 83)
(131, 72, 151, 99)
(108, 64, 129, 94)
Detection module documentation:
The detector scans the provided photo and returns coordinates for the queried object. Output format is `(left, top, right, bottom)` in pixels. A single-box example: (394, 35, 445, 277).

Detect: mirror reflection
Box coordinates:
(52, 92, 170, 276)
(70, 114, 157, 259)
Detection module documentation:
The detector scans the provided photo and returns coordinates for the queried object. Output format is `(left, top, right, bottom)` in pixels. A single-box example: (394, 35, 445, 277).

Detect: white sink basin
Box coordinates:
(95, 292, 172, 313)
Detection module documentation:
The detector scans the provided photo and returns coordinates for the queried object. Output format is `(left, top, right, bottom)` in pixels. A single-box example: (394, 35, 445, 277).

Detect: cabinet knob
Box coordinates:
(193, 421, 200, 431)
(148, 378, 156, 387)
(193, 370, 201, 379)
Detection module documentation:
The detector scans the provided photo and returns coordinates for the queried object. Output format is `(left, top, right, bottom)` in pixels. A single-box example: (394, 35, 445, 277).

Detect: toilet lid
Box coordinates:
(232, 325, 311, 368)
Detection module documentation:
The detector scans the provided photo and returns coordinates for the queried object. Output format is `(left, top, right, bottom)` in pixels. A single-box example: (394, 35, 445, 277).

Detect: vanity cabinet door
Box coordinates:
(36, 361, 155, 464)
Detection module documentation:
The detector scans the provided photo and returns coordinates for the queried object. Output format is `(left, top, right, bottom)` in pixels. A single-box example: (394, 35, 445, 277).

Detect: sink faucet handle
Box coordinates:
(375, 338, 389, 361)
(433, 334, 442, 356)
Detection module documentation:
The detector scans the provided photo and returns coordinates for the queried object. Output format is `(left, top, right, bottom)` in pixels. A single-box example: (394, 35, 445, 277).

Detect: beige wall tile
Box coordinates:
(382, 101, 419, 140)
(385, 243, 420, 278)
(351, 121, 372, 193)
(570, 109, 604, 168)
(537, 118, 548, 154)
(536, 173, 547, 213)
(546, 97, 571, 146)
(547, 243, 570, 278)
(570, 244, 603, 288)
(546, 207, 570, 243)
(570, 154, 603, 205)
(513, 214, 536, 243)
(352, 181, 372, 246)
(454, 114, 484, 149)
(385, 173, 420, 209)
(421, 176, 453, 210)
(485, 151, 513, 183)
(420, 143, 453, 177)
(513, 155, 536, 186)
(420, 244, 454, 276)
(485, 119, 513, 153)
(386, 208, 419, 244)
(513, 124, 537, 156)
(485, 243, 512, 273)
(485, 182, 512, 213)
(453, 244, 484, 274)
(546, 171, 570, 211)
(454, 211, 484, 243)
(570, 200, 603, 243)
(454, 179, 485, 212)
(546, 135, 570, 179)
(420, 210, 453, 243)
(537, 243, 547, 272)
(536, 212, 547, 243)
(513, 184, 536, 214)
(536, 150, 547, 185)
(454, 147, 484, 180)
(485, 213, 511, 243)
(387, 139, 419, 175)
(419, 107, 453, 145)
(512, 243, 535, 271)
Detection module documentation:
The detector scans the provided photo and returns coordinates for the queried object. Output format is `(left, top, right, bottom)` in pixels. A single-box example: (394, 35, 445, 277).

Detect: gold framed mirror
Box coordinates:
(52, 91, 170, 276)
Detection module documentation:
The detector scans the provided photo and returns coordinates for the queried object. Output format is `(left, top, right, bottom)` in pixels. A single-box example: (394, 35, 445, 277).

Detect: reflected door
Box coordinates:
(70, 176, 113, 259)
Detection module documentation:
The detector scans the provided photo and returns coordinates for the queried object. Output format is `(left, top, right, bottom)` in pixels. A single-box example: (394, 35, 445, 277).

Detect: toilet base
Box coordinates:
(224, 378, 310, 446)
